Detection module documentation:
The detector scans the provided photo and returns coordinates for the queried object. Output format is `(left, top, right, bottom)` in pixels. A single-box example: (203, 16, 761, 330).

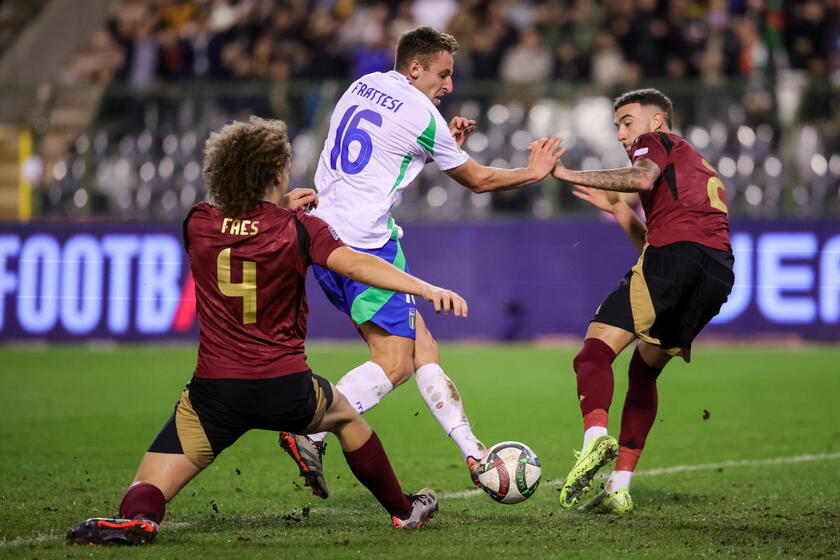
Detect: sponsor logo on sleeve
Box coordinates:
(633, 147, 649, 157)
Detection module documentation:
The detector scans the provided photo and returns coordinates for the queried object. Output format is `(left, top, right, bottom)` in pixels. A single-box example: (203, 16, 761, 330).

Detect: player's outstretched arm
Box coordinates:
(571, 185, 647, 254)
(325, 247, 468, 316)
(444, 136, 562, 193)
(552, 156, 660, 193)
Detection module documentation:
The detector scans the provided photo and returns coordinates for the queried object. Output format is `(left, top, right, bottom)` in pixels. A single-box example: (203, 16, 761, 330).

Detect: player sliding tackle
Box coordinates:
(67, 117, 469, 545)
(279, 25, 563, 495)
(550, 89, 734, 514)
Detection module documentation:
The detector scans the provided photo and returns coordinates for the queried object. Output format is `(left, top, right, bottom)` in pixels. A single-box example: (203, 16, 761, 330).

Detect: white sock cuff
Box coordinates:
(606, 470, 633, 494)
(415, 362, 444, 380)
(335, 361, 393, 414)
(583, 426, 609, 447)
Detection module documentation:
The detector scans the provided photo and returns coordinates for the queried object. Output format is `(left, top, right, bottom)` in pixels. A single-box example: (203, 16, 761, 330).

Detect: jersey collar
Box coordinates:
(386, 70, 412, 86)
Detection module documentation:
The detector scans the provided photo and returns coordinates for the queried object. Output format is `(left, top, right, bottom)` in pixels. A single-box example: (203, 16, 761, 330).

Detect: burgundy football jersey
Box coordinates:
(629, 132, 731, 252)
(184, 201, 345, 379)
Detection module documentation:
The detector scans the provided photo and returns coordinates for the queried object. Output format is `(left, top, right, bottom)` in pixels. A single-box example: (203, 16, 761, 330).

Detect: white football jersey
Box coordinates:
(312, 71, 469, 248)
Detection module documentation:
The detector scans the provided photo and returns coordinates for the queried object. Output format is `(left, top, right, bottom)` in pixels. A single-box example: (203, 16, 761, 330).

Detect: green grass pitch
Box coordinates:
(1, 343, 838, 558)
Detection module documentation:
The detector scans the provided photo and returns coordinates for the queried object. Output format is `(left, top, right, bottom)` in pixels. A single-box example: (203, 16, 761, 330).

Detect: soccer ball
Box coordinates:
(476, 441, 541, 504)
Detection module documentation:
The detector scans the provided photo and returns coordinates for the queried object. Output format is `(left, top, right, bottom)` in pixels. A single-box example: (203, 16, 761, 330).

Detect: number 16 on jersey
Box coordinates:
(330, 105, 382, 175)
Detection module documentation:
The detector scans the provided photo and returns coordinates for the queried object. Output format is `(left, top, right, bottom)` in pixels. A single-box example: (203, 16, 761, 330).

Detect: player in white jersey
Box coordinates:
(311, 66, 471, 249)
(279, 26, 561, 496)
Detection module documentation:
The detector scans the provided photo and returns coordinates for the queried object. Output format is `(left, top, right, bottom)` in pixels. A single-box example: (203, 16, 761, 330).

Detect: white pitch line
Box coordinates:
(626, 451, 840, 477)
(0, 533, 62, 547)
(439, 451, 840, 500)
(4, 452, 838, 547)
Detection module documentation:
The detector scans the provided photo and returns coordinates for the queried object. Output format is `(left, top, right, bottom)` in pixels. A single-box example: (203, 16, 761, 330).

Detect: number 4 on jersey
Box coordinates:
(217, 248, 257, 324)
(330, 105, 382, 175)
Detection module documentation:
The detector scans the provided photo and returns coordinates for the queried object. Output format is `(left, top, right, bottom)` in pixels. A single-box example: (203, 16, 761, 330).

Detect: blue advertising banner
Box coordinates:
(0, 220, 837, 342)
(0, 223, 191, 341)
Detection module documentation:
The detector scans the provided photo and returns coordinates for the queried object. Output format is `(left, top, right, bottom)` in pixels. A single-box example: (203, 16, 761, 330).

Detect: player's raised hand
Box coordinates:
(448, 116, 477, 147)
(527, 136, 564, 180)
(422, 285, 468, 317)
(571, 184, 621, 213)
(283, 188, 319, 210)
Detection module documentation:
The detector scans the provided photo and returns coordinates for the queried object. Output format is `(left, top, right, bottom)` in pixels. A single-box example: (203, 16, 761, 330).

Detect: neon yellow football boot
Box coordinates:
(578, 486, 634, 515)
(558, 434, 618, 508)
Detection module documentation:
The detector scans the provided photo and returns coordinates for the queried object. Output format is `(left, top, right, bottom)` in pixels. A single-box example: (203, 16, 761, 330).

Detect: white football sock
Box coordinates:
(308, 361, 393, 443)
(605, 470, 633, 493)
(415, 363, 485, 460)
(583, 426, 608, 448)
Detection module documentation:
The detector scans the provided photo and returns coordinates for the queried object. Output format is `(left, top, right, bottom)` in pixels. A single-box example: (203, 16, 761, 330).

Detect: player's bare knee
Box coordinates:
(330, 390, 357, 420)
(324, 392, 373, 449)
(369, 344, 414, 387)
(413, 330, 439, 369)
(637, 342, 672, 370)
(413, 312, 440, 368)
(132, 453, 199, 501)
(318, 390, 359, 432)
(378, 356, 414, 387)
(344, 411, 371, 436)
(574, 334, 622, 375)
(584, 322, 636, 356)
(363, 322, 415, 386)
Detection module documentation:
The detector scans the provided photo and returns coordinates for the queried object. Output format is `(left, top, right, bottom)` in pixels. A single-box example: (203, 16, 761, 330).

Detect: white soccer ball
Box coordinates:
(477, 441, 542, 504)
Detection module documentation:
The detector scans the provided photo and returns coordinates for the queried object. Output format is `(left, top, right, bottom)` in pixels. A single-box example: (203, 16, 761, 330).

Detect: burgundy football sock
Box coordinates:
(118, 482, 166, 523)
(573, 338, 617, 417)
(343, 432, 411, 516)
(615, 446, 642, 472)
(583, 409, 609, 431)
(617, 347, 662, 468)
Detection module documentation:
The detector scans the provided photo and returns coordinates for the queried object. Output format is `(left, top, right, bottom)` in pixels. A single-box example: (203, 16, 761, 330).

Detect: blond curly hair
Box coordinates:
(202, 116, 292, 217)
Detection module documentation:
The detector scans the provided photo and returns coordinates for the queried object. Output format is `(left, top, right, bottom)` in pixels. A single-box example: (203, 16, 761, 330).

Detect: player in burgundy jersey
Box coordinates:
(67, 117, 469, 545)
(550, 89, 735, 513)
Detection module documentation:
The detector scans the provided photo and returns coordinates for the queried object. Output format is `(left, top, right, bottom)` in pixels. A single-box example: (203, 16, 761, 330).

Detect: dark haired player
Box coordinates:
(279, 26, 562, 493)
(551, 89, 734, 513)
(66, 117, 470, 545)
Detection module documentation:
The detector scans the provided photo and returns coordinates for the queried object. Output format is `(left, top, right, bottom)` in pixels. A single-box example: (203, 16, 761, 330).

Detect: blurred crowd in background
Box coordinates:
(11, 0, 838, 221)
(101, 0, 837, 88)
